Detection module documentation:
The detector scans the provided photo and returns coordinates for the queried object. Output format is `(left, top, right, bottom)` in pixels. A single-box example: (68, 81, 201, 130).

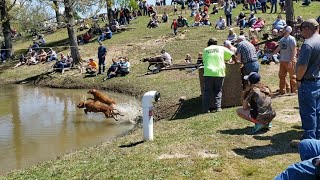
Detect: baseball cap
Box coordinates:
(301, 19, 319, 28)
(244, 72, 261, 84)
(237, 35, 246, 41)
(285, 26, 292, 33)
(224, 40, 231, 46)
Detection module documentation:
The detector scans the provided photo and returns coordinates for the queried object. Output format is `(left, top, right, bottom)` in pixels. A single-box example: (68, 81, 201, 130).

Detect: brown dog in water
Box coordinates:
(77, 99, 122, 120)
(87, 89, 116, 106)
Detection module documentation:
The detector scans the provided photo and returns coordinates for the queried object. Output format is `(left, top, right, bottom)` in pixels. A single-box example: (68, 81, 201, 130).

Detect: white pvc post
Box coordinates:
(142, 106, 154, 141)
(142, 91, 159, 141)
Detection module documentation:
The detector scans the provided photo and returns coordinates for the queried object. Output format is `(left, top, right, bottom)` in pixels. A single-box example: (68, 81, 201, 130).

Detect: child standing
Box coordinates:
(171, 19, 178, 35)
(236, 72, 276, 134)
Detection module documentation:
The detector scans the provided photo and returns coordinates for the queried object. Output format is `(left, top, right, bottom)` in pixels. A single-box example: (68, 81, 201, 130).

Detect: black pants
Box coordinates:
(226, 15, 232, 27)
(261, 2, 267, 13)
(98, 58, 105, 74)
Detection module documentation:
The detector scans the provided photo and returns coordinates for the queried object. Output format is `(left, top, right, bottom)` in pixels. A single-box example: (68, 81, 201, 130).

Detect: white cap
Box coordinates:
(237, 35, 246, 41)
(224, 40, 231, 46)
(285, 26, 292, 33)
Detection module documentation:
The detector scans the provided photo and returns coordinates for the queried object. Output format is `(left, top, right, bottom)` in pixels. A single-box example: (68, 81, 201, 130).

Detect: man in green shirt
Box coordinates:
(202, 38, 235, 113)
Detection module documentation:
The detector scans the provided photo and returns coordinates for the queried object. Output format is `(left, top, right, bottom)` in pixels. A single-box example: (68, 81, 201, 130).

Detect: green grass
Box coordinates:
(1, 2, 319, 179)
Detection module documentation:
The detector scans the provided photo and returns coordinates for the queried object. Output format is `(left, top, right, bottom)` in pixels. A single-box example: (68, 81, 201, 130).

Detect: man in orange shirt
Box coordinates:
(86, 58, 98, 74)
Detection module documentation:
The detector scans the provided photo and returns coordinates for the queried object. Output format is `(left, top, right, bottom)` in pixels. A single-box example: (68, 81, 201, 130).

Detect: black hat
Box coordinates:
(244, 72, 261, 84)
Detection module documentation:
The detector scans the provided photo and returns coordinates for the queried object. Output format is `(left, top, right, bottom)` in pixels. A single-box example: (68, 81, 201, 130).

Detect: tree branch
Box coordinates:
(8, 0, 17, 11)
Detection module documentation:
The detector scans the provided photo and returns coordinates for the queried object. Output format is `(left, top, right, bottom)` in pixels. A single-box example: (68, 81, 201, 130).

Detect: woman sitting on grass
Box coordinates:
(236, 72, 276, 134)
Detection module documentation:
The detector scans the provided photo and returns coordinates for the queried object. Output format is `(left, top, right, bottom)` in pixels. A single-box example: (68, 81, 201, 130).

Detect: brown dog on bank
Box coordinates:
(77, 99, 122, 120)
(87, 89, 116, 106)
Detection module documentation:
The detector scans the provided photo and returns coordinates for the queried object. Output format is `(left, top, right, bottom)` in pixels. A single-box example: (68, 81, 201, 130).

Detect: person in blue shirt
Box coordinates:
(97, 41, 107, 75)
(105, 27, 112, 39)
(275, 139, 320, 180)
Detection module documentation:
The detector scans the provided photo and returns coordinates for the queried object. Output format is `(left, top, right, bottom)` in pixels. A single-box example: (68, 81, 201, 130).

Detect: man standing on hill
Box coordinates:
(202, 38, 234, 113)
(97, 41, 107, 75)
(296, 19, 320, 140)
(273, 26, 297, 95)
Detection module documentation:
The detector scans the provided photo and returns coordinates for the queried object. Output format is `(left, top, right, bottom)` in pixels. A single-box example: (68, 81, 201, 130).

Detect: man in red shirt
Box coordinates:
(82, 32, 91, 43)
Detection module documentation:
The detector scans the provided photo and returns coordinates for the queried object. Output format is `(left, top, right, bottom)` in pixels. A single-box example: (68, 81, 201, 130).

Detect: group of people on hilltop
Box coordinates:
(108, 7, 133, 26)
(13, 40, 57, 68)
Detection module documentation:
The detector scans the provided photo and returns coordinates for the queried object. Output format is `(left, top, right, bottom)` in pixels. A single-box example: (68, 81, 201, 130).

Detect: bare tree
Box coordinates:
(63, 0, 81, 64)
(0, 0, 17, 59)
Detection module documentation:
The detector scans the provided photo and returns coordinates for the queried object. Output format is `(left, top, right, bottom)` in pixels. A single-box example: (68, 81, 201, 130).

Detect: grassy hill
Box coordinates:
(1, 2, 320, 179)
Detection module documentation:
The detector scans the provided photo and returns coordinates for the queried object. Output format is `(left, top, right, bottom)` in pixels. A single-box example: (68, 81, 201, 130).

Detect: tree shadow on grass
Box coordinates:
(15, 71, 55, 85)
(219, 128, 303, 159)
(170, 96, 203, 120)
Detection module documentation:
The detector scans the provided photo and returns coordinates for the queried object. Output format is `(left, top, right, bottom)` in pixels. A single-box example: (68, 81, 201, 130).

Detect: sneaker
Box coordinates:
(251, 123, 265, 134)
(263, 122, 272, 129)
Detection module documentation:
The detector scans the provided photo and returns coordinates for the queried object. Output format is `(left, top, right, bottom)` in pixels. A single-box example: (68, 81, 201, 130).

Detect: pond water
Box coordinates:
(0, 85, 141, 175)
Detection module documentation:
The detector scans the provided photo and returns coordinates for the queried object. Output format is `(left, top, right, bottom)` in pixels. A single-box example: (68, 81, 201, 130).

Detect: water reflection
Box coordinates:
(0, 85, 141, 174)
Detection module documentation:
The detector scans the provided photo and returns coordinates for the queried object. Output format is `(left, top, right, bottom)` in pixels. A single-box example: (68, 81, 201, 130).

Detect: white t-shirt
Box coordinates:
(161, 52, 172, 65)
(216, 19, 226, 28)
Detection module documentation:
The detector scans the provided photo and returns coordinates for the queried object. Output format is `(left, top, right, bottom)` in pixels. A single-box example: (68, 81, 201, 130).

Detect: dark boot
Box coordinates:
(102, 65, 105, 74)
(98, 67, 102, 74)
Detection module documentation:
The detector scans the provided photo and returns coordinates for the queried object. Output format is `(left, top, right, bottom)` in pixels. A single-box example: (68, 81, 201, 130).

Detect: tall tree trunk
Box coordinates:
(285, 0, 294, 23)
(106, 0, 113, 24)
(64, 0, 81, 65)
(53, 0, 62, 25)
(107, 7, 113, 25)
(0, 0, 13, 59)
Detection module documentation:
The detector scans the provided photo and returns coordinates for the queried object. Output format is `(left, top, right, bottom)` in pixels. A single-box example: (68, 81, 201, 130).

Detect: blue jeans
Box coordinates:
(226, 14, 232, 27)
(249, 3, 256, 12)
(239, 19, 246, 28)
(242, 61, 260, 75)
(241, 61, 259, 89)
(275, 139, 320, 180)
(299, 80, 320, 139)
(202, 76, 224, 112)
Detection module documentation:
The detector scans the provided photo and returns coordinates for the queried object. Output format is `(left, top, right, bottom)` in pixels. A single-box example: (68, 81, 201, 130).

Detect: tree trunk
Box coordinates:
(107, 7, 113, 25)
(0, 0, 13, 59)
(53, 0, 62, 25)
(64, 0, 81, 65)
(285, 0, 294, 23)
